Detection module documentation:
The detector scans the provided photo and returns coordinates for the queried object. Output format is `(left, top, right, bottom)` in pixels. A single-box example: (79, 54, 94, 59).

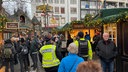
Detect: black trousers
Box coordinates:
(26, 54, 30, 66)
(0, 57, 3, 68)
(4, 58, 14, 72)
(14, 54, 18, 65)
(44, 66, 59, 72)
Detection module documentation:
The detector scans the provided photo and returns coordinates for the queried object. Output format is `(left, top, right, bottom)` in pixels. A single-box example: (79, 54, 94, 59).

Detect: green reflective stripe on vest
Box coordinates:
(40, 45, 60, 68)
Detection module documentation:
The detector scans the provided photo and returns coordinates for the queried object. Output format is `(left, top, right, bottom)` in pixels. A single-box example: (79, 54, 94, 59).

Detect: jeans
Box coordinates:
(100, 59, 114, 72)
(4, 58, 14, 72)
(30, 53, 38, 69)
(19, 55, 29, 72)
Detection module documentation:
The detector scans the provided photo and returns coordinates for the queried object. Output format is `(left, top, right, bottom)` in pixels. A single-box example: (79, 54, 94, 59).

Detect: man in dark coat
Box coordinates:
(3, 38, 16, 72)
(96, 33, 117, 72)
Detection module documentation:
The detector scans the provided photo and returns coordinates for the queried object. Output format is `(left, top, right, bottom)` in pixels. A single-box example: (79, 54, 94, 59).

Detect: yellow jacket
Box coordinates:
(39, 45, 60, 68)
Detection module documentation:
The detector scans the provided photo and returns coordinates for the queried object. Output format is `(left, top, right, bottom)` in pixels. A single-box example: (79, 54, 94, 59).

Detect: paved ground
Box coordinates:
(0, 53, 45, 72)
(0, 53, 100, 72)
(14, 54, 45, 72)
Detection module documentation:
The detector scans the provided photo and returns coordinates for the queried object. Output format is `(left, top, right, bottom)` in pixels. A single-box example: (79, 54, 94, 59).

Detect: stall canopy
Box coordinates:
(55, 23, 71, 31)
(96, 8, 127, 18)
(93, 8, 128, 24)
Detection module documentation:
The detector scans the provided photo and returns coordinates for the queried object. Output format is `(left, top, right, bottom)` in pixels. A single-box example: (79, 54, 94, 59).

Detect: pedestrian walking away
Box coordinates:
(58, 42, 84, 72)
(3, 38, 17, 72)
(39, 36, 62, 72)
(74, 31, 93, 61)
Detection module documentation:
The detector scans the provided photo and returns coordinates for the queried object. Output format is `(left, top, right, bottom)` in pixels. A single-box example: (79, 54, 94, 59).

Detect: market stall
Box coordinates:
(93, 8, 128, 72)
(55, 20, 101, 42)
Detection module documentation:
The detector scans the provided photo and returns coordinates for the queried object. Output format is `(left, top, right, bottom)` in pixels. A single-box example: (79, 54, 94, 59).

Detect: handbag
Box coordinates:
(69, 57, 78, 72)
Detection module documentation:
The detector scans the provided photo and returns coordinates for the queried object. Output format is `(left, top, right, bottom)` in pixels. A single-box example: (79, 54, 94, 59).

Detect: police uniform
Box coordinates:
(74, 38, 92, 60)
(39, 44, 60, 72)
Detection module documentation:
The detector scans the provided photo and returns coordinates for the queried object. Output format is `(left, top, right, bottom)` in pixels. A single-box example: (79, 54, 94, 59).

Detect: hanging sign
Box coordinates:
(6, 22, 19, 29)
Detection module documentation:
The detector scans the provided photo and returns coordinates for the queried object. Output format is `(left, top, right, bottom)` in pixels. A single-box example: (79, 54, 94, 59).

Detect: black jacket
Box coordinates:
(96, 40, 117, 60)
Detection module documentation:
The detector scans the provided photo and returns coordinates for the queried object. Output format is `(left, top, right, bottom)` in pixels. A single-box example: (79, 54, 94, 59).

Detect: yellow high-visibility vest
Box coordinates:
(74, 38, 93, 60)
(39, 45, 60, 68)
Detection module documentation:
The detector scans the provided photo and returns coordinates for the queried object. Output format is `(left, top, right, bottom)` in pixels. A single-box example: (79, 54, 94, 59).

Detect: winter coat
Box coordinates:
(58, 53, 84, 72)
(30, 40, 38, 53)
(96, 40, 117, 60)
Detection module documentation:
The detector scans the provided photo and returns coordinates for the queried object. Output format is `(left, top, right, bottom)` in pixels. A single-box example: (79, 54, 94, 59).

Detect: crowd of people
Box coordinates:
(0, 31, 117, 72)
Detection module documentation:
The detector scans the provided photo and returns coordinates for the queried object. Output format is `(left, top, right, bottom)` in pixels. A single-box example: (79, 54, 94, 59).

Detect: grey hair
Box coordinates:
(67, 42, 78, 54)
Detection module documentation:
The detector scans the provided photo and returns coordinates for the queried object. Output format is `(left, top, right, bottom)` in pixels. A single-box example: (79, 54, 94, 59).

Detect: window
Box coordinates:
(60, 0, 65, 4)
(70, 0, 77, 4)
(61, 17, 65, 24)
(71, 17, 77, 21)
(55, 17, 59, 24)
(104, 24, 117, 45)
(54, 0, 59, 4)
(50, 17, 56, 24)
(126, 4, 128, 7)
(48, 0, 53, 3)
(55, 7, 59, 14)
(61, 7, 65, 14)
(20, 15, 25, 23)
(70, 7, 77, 14)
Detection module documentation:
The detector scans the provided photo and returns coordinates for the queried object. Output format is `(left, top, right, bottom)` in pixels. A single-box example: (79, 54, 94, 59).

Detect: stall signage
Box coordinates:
(73, 24, 85, 29)
(6, 22, 19, 29)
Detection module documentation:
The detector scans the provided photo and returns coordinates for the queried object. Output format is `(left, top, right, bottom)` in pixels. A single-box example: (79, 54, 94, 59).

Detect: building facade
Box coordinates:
(30, 0, 80, 27)
(80, 0, 128, 20)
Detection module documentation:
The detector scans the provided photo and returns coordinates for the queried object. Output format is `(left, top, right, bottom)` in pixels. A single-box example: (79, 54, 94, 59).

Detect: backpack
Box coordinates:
(20, 45, 28, 55)
(4, 43, 13, 58)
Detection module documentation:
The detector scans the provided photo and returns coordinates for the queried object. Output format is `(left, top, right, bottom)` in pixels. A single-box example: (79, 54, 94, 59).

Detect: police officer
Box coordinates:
(39, 37, 62, 72)
(74, 31, 93, 61)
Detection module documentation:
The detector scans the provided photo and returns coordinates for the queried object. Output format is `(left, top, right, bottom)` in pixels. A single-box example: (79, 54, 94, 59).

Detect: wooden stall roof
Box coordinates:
(94, 8, 128, 19)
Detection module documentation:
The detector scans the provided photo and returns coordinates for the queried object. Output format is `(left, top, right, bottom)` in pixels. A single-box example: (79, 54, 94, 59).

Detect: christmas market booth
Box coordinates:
(54, 19, 102, 41)
(0, 9, 33, 44)
(93, 8, 128, 72)
(0, 13, 9, 45)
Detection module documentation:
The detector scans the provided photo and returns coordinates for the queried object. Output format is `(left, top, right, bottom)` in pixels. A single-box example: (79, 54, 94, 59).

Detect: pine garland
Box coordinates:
(0, 14, 8, 30)
(52, 11, 128, 32)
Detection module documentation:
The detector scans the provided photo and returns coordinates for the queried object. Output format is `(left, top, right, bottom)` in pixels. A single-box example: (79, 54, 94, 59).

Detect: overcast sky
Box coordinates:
(2, 0, 32, 19)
